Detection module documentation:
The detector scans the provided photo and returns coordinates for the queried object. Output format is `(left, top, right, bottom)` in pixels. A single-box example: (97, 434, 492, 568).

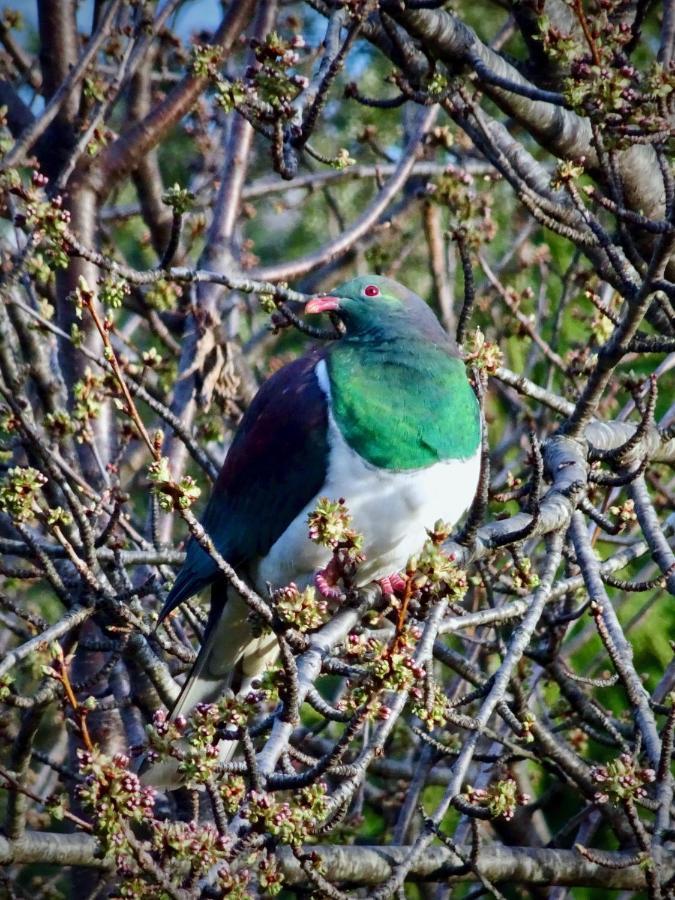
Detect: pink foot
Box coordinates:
(314, 558, 344, 600)
(377, 572, 407, 598)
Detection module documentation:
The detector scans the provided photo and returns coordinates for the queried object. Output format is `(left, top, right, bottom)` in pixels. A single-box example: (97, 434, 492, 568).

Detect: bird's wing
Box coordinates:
(158, 351, 330, 619)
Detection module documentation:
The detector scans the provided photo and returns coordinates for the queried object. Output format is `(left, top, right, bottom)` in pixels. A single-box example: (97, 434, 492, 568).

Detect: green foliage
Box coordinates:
(72, 369, 107, 442)
(144, 278, 181, 312)
(189, 44, 223, 79)
(99, 274, 130, 310)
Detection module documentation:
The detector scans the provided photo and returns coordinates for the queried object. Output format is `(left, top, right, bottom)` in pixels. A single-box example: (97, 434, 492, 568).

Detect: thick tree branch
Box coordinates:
(1, 832, 673, 890)
(89, 0, 257, 196)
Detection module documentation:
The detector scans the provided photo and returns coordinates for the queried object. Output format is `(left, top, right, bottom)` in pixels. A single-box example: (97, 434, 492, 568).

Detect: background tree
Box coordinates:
(0, 0, 673, 896)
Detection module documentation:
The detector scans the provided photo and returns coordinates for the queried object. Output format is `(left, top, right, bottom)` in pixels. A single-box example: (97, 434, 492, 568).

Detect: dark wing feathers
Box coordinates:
(159, 352, 329, 620)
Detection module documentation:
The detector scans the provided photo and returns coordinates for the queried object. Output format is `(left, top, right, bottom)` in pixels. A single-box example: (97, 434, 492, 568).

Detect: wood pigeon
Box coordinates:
(146, 274, 481, 786)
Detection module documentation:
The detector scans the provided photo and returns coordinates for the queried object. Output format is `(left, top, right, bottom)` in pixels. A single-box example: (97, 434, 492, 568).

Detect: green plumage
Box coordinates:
(328, 343, 480, 469)
(323, 274, 481, 470)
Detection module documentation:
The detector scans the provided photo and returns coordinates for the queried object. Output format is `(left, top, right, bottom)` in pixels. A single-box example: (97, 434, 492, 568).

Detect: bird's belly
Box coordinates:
(253, 417, 481, 593)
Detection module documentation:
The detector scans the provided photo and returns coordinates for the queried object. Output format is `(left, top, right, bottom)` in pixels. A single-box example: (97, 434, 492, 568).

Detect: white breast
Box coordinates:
(253, 360, 481, 593)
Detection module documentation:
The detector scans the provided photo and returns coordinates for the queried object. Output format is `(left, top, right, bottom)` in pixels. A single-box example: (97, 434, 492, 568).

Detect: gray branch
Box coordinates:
(1, 832, 672, 891)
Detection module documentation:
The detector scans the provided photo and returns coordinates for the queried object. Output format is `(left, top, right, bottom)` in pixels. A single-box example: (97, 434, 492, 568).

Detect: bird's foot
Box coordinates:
(314, 558, 345, 601)
(377, 572, 407, 598)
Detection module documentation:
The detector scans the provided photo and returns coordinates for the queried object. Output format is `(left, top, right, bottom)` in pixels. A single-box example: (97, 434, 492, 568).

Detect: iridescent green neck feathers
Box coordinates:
(326, 338, 481, 471)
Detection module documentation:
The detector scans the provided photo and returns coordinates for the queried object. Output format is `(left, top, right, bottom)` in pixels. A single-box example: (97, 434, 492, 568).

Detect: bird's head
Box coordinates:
(305, 275, 447, 343)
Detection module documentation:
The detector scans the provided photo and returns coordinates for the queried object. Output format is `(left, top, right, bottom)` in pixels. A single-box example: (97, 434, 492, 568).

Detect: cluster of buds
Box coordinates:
(68, 275, 96, 321)
(427, 166, 498, 249)
(213, 690, 265, 729)
(143, 708, 187, 765)
(256, 851, 284, 896)
(178, 743, 220, 787)
(272, 582, 328, 631)
(410, 678, 448, 731)
(0, 106, 13, 157)
(406, 540, 468, 604)
(344, 630, 380, 662)
(215, 862, 254, 899)
(220, 775, 247, 814)
(538, 4, 674, 141)
(23, 254, 50, 289)
(345, 625, 422, 662)
(112, 812, 238, 894)
(308, 496, 362, 552)
(507, 555, 540, 592)
(99, 274, 130, 311)
(591, 753, 656, 805)
(245, 32, 308, 113)
(190, 43, 224, 79)
(144, 278, 181, 312)
(86, 125, 115, 158)
(609, 498, 637, 532)
(146, 694, 261, 789)
(463, 326, 503, 373)
(9, 170, 72, 269)
(551, 158, 586, 191)
(147, 455, 201, 511)
(192, 693, 259, 740)
(0, 466, 47, 523)
(150, 820, 231, 877)
(370, 642, 425, 694)
(72, 368, 109, 442)
(0, 404, 21, 434)
(244, 792, 298, 844)
(45, 505, 73, 528)
(0, 673, 13, 702)
(343, 625, 425, 716)
(463, 777, 530, 821)
(308, 497, 365, 597)
(140, 346, 164, 370)
(333, 147, 356, 170)
(162, 182, 195, 216)
(588, 292, 618, 344)
(243, 782, 328, 846)
(215, 32, 308, 122)
(172, 703, 223, 787)
(78, 749, 156, 841)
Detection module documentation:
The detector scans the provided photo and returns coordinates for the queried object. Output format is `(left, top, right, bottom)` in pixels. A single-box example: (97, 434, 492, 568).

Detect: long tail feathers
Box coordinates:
(140, 590, 278, 789)
(156, 567, 208, 626)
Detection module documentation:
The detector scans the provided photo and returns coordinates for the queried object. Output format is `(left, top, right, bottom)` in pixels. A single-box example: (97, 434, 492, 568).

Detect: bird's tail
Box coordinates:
(140, 588, 278, 789)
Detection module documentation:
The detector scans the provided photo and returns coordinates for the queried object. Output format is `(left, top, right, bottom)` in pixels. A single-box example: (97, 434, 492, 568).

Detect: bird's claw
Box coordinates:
(314, 558, 345, 601)
(315, 565, 407, 601)
(377, 572, 407, 598)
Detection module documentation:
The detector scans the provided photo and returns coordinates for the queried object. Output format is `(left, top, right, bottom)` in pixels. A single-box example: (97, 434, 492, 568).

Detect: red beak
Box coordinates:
(305, 295, 340, 315)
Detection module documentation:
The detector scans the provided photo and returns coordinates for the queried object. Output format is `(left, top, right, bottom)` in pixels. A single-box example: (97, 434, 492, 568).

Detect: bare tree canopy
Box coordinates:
(0, 0, 674, 897)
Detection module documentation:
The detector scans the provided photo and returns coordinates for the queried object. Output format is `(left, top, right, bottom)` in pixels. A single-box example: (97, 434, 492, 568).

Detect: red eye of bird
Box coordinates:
(364, 284, 380, 297)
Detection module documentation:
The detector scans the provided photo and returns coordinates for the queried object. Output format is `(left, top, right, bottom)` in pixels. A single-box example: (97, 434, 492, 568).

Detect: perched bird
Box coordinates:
(146, 275, 481, 785)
